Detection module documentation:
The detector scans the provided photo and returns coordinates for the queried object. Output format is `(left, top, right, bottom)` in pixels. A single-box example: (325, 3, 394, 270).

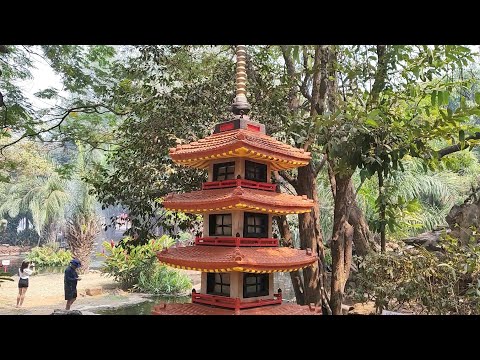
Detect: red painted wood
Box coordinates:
(202, 179, 276, 191)
(195, 237, 278, 247)
(191, 292, 282, 310)
(219, 123, 235, 132)
(246, 124, 260, 132)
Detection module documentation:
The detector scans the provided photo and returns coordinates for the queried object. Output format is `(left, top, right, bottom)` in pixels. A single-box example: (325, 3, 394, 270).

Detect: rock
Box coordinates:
(402, 229, 445, 251)
(341, 304, 354, 315)
(110, 289, 127, 296)
(51, 309, 83, 315)
(446, 201, 480, 245)
(86, 288, 103, 296)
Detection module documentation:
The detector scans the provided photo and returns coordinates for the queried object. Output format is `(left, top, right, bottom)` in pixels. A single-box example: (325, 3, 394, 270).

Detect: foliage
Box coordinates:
(99, 235, 175, 290)
(25, 245, 73, 267)
(354, 235, 480, 314)
(355, 154, 480, 239)
(135, 264, 191, 295)
(0, 139, 69, 244)
(65, 143, 101, 273)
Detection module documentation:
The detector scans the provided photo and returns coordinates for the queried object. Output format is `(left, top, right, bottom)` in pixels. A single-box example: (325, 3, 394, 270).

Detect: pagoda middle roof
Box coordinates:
(162, 186, 315, 215)
(157, 245, 317, 273)
(169, 129, 311, 171)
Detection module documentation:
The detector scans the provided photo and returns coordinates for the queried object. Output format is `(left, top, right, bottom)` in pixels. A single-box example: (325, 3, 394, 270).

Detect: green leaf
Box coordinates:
(365, 118, 379, 127)
(437, 91, 443, 106)
(431, 90, 437, 106)
(475, 92, 480, 106)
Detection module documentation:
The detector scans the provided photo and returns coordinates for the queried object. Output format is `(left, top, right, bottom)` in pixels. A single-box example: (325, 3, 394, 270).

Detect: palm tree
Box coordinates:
(0, 173, 69, 245)
(65, 144, 100, 274)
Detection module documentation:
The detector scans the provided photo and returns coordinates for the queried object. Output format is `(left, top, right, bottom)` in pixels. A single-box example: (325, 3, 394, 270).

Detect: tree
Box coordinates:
(65, 144, 100, 273)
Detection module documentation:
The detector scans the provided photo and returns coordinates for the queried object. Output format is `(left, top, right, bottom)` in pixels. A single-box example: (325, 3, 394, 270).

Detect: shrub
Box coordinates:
(354, 235, 480, 314)
(25, 245, 73, 267)
(100, 235, 178, 290)
(136, 264, 191, 295)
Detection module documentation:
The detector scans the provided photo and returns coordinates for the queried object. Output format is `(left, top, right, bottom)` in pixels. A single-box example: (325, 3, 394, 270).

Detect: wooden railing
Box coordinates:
(195, 236, 278, 247)
(191, 290, 282, 310)
(202, 179, 276, 192)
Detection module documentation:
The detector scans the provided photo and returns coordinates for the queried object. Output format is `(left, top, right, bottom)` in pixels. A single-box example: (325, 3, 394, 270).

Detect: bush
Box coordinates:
(136, 264, 191, 295)
(354, 235, 480, 314)
(100, 235, 180, 291)
(25, 245, 73, 267)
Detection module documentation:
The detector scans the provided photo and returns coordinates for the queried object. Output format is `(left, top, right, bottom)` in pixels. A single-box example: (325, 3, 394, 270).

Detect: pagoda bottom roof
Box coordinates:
(152, 303, 321, 315)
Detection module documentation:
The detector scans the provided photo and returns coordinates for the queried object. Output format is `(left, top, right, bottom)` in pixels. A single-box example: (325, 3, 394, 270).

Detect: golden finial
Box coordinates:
(231, 45, 251, 115)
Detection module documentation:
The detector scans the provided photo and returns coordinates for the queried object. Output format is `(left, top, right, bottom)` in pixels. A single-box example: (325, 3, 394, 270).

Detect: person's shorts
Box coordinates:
(65, 285, 77, 300)
(18, 278, 29, 288)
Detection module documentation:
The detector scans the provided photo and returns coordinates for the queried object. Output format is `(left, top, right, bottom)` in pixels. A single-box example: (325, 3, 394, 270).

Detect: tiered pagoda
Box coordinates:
(153, 46, 319, 315)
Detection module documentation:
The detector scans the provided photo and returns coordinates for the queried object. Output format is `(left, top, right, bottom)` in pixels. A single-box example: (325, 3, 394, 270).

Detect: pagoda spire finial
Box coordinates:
(231, 45, 251, 115)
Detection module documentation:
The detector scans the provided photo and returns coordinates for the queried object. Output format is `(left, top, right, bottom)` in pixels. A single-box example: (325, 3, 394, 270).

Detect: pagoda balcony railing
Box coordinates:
(195, 236, 278, 247)
(202, 179, 276, 192)
(191, 290, 282, 310)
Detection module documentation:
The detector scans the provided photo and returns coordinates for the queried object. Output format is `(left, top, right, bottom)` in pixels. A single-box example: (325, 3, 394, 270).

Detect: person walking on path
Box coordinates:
(64, 259, 81, 310)
(16, 261, 35, 308)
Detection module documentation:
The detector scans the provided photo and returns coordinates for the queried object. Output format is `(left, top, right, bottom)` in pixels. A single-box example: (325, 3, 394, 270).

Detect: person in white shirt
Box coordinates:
(16, 261, 34, 308)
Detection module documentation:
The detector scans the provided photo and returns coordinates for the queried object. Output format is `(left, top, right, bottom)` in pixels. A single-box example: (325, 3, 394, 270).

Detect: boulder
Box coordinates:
(51, 309, 83, 315)
(86, 288, 103, 296)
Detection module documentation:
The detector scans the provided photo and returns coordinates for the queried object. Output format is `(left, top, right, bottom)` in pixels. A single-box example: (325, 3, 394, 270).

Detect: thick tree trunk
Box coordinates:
(346, 181, 379, 255)
(276, 215, 305, 305)
(378, 172, 386, 253)
(295, 163, 327, 307)
(330, 174, 352, 314)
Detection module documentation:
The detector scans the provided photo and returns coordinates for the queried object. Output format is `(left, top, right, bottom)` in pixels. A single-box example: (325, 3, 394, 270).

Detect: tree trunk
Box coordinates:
(378, 172, 386, 253)
(346, 181, 379, 255)
(276, 215, 305, 305)
(66, 214, 99, 274)
(295, 163, 327, 307)
(330, 174, 352, 314)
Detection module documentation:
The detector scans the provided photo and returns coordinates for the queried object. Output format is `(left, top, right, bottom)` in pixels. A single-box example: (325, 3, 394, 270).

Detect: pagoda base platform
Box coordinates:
(151, 302, 321, 315)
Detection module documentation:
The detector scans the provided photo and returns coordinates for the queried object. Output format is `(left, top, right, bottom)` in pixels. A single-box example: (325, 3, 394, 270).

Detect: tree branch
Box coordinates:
(437, 132, 480, 158)
(277, 170, 297, 188)
(367, 45, 388, 109)
(314, 154, 327, 177)
(0, 104, 126, 151)
(300, 46, 312, 101)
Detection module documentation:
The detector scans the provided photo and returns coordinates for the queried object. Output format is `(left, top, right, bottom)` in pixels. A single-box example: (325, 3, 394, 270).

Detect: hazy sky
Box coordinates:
(18, 49, 66, 110)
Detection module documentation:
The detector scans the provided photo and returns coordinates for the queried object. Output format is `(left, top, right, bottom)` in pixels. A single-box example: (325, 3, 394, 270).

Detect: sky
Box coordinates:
(18, 48, 66, 111)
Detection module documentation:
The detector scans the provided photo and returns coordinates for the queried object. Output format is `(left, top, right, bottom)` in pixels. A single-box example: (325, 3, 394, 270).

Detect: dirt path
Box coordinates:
(0, 269, 201, 315)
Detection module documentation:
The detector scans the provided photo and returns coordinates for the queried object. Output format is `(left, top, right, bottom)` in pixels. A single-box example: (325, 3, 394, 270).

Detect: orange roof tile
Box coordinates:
(152, 303, 320, 315)
(163, 186, 315, 214)
(156, 245, 317, 272)
(169, 129, 311, 171)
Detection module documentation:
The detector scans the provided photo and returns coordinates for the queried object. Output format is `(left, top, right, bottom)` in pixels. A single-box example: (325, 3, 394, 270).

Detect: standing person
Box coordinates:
(16, 261, 35, 308)
(64, 259, 81, 310)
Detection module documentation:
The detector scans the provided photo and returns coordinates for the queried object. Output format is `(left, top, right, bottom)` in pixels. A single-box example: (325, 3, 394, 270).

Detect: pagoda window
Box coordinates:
(213, 161, 235, 181)
(243, 273, 269, 298)
(207, 273, 230, 296)
(209, 214, 232, 236)
(245, 160, 267, 182)
(243, 212, 268, 238)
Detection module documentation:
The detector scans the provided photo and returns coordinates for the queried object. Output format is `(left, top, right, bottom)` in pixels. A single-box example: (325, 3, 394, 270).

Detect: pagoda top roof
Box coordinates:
(156, 245, 317, 273)
(169, 118, 311, 171)
(162, 186, 315, 215)
(152, 303, 320, 315)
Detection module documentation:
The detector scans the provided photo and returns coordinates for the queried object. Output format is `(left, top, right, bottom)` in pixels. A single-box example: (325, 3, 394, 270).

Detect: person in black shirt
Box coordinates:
(64, 259, 82, 310)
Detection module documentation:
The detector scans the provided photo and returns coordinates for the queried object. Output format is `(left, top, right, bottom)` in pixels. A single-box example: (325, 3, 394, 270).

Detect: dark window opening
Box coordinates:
(243, 212, 268, 238)
(207, 273, 230, 296)
(243, 273, 269, 298)
(209, 214, 232, 236)
(245, 160, 267, 183)
(213, 162, 235, 181)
